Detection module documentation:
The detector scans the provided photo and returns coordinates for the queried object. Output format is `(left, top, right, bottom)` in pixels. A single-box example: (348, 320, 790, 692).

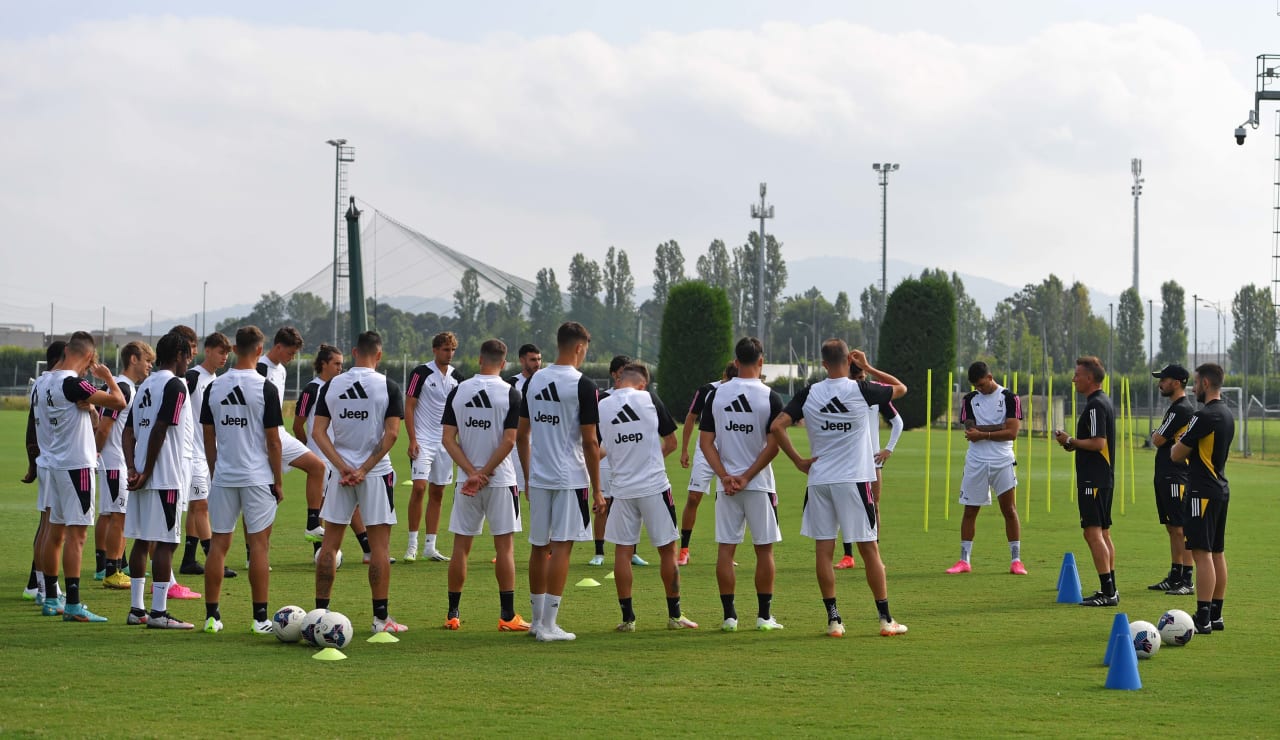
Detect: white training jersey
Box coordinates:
(295, 376, 326, 456)
(598, 387, 677, 499)
(199, 368, 284, 487)
(126, 369, 192, 489)
(519, 363, 600, 490)
(314, 366, 404, 477)
(256, 356, 288, 399)
(185, 365, 217, 467)
(505, 373, 534, 486)
(44, 369, 100, 470)
(784, 377, 892, 485)
(960, 384, 1022, 465)
(98, 376, 136, 470)
(867, 393, 903, 453)
(406, 360, 459, 446)
(441, 374, 522, 487)
(699, 377, 783, 492)
(30, 372, 53, 468)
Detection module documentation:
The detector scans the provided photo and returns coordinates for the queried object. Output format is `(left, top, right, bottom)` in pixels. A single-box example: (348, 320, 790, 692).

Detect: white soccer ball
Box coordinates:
(272, 605, 307, 643)
(1158, 609, 1195, 647)
(314, 548, 343, 570)
(316, 611, 354, 650)
(1130, 620, 1161, 659)
(301, 608, 329, 646)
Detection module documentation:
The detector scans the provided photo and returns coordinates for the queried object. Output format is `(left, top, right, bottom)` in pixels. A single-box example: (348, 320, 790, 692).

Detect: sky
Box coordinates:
(3, 0, 1278, 335)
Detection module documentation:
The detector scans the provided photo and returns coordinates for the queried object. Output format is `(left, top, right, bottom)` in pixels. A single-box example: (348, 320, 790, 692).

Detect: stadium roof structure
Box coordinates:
(286, 206, 538, 317)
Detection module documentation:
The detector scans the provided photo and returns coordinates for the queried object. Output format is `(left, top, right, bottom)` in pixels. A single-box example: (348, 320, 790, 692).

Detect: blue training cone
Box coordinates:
(1056, 552, 1083, 604)
(1103, 612, 1131, 666)
(1104, 630, 1142, 690)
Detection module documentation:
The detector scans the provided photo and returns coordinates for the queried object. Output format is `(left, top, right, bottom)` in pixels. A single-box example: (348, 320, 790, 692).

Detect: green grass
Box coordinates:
(1, 409, 1276, 737)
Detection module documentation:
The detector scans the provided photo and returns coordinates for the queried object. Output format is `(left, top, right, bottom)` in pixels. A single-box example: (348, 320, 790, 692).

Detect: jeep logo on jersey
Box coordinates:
(220, 387, 247, 406)
(821, 420, 853, 432)
(610, 404, 640, 425)
(338, 382, 368, 400)
(819, 398, 850, 414)
(465, 417, 492, 429)
(221, 416, 248, 427)
(338, 408, 369, 420)
(137, 387, 153, 409)
(533, 384, 561, 403)
(724, 420, 754, 434)
(533, 412, 560, 425)
(614, 431, 644, 444)
(723, 394, 753, 413)
(465, 390, 492, 409)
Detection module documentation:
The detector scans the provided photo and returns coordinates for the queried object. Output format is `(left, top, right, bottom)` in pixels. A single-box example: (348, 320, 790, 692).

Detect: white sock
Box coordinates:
(424, 534, 437, 552)
(960, 541, 973, 563)
(544, 594, 562, 628)
(1009, 540, 1022, 562)
(131, 578, 147, 611)
(151, 581, 169, 613)
(531, 593, 545, 627)
(406, 531, 419, 550)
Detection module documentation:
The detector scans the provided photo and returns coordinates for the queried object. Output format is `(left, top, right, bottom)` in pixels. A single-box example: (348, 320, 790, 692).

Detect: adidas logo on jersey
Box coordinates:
(220, 387, 248, 406)
(338, 382, 368, 400)
(723, 394, 753, 413)
(137, 388, 153, 409)
(819, 398, 850, 414)
(610, 404, 640, 425)
(45, 389, 54, 407)
(533, 384, 561, 403)
(465, 390, 492, 409)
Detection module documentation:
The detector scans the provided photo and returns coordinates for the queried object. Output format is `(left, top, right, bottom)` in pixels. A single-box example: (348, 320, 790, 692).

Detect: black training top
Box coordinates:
(1179, 398, 1234, 501)
(1075, 389, 1115, 488)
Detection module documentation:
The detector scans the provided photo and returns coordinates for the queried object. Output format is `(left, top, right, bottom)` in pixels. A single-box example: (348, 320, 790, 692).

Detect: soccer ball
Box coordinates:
(314, 548, 343, 570)
(272, 605, 307, 643)
(1129, 620, 1161, 659)
(316, 611, 353, 650)
(1158, 609, 1195, 646)
(301, 608, 329, 646)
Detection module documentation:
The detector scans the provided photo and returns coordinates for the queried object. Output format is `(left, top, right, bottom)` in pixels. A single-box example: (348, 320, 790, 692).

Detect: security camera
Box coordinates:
(1236, 126, 1247, 146)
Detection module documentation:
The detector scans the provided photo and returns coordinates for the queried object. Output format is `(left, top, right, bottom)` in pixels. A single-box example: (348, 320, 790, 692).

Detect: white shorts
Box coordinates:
(686, 449, 716, 494)
(449, 484, 522, 537)
(411, 443, 454, 485)
(210, 485, 278, 535)
(715, 489, 782, 546)
(124, 487, 183, 544)
(189, 471, 210, 503)
(281, 433, 311, 468)
(599, 459, 614, 499)
(36, 466, 52, 512)
(605, 490, 679, 548)
(49, 468, 96, 526)
(321, 469, 398, 527)
(527, 487, 591, 546)
(960, 459, 1018, 507)
(98, 467, 128, 515)
(801, 482, 878, 543)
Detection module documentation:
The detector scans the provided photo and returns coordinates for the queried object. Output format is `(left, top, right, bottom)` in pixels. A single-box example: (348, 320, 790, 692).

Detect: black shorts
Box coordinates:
(1154, 481, 1185, 526)
(1077, 486, 1113, 529)
(1184, 497, 1228, 553)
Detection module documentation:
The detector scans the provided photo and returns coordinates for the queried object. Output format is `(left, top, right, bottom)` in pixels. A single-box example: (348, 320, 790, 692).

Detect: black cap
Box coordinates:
(1151, 364, 1189, 381)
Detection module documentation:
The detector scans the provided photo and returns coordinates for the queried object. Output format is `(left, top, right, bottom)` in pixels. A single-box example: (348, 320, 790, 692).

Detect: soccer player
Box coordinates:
(676, 362, 737, 566)
(200, 326, 284, 634)
(311, 330, 408, 634)
(122, 332, 196, 628)
(1148, 364, 1195, 595)
(699, 337, 785, 632)
(22, 341, 66, 605)
(404, 331, 461, 562)
(41, 334, 126, 622)
(946, 361, 1027, 576)
(590, 354, 648, 568)
(841, 361, 904, 570)
(1054, 356, 1118, 607)
(439, 338, 530, 632)
(517, 321, 605, 642)
(505, 343, 541, 493)
(772, 343, 908, 636)
(1171, 363, 1234, 634)
(93, 340, 153, 590)
(599, 362, 697, 632)
(179, 331, 233, 578)
(164, 324, 204, 601)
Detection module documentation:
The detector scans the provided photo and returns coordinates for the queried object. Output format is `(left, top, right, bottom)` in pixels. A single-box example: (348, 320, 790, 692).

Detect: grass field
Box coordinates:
(1, 408, 1276, 737)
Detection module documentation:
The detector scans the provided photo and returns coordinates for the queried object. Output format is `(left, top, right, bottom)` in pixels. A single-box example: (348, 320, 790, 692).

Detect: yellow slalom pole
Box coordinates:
(1127, 377, 1137, 504)
(925, 368, 933, 533)
(1070, 389, 1077, 501)
(945, 370, 954, 521)
(1118, 376, 1126, 516)
(1011, 372, 1019, 495)
(1026, 373, 1033, 522)
(1046, 374, 1053, 513)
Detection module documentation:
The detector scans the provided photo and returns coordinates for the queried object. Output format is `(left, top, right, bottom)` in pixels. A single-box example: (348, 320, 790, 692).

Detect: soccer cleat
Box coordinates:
(402, 548, 417, 563)
(631, 553, 649, 567)
(834, 555, 857, 570)
(1166, 583, 1195, 596)
(22, 587, 38, 601)
(528, 623, 540, 639)
(945, 560, 972, 574)
(498, 614, 531, 632)
(127, 609, 149, 626)
(94, 569, 106, 581)
(720, 617, 738, 632)
(668, 615, 699, 630)
(167, 583, 202, 600)
(1147, 577, 1175, 591)
(41, 595, 66, 616)
(104, 572, 132, 590)
(1080, 590, 1120, 607)
(879, 619, 908, 636)
(361, 553, 397, 565)
(444, 617, 461, 631)
(34, 592, 44, 605)
(1009, 560, 1028, 576)
(1194, 617, 1213, 635)
(826, 620, 846, 638)
(372, 616, 409, 634)
(146, 612, 194, 630)
(588, 554, 605, 566)
(63, 603, 108, 622)
(223, 567, 238, 578)
(179, 561, 205, 576)
(203, 616, 223, 633)
(615, 620, 636, 633)
(426, 549, 450, 562)
(755, 616, 785, 631)
(535, 624, 577, 642)
(1211, 618, 1225, 631)
(676, 548, 689, 566)
(251, 620, 274, 635)
(304, 525, 325, 543)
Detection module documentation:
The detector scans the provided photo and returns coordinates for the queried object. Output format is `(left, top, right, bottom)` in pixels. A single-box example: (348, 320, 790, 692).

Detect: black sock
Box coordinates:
(1109, 570, 1117, 593)
(1196, 601, 1212, 625)
(313, 542, 321, 554)
(316, 597, 330, 610)
(66, 577, 80, 605)
(1181, 564, 1193, 583)
(355, 531, 371, 555)
(182, 536, 199, 565)
(823, 596, 840, 623)
(1210, 599, 1223, 620)
(27, 562, 38, 590)
(44, 573, 59, 600)
(95, 549, 106, 572)
(876, 598, 891, 621)
(619, 597, 635, 622)
(116, 557, 128, 572)
(448, 591, 462, 619)
(206, 602, 220, 620)
(105, 558, 118, 578)
(666, 596, 681, 619)
(1168, 562, 1179, 582)
(1099, 572, 1116, 596)
(253, 602, 268, 622)
(756, 593, 772, 620)
(306, 509, 321, 530)
(499, 590, 515, 621)
(595, 539, 605, 556)
(720, 593, 736, 620)
(201, 539, 211, 556)
(372, 598, 389, 621)
(843, 542, 854, 558)
(680, 529, 692, 549)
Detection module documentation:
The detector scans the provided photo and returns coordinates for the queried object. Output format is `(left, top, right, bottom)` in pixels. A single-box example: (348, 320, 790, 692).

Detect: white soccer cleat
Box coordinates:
(615, 620, 636, 633)
(304, 525, 325, 543)
(879, 619, 908, 636)
(251, 619, 274, 635)
(667, 615, 699, 630)
(826, 620, 846, 638)
(402, 547, 418, 563)
(587, 554, 605, 566)
(755, 616, 785, 631)
(425, 549, 450, 562)
(720, 617, 738, 632)
(535, 624, 577, 642)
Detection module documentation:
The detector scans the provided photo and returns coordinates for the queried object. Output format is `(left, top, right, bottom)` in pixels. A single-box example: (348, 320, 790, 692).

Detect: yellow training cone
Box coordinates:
(367, 632, 399, 644)
(313, 647, 348, 661)
(576, 578, 601, 587)
(604, 571, 615, 580)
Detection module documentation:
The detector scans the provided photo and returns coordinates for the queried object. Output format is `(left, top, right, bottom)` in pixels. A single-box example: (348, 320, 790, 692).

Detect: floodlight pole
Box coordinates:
(750, 183, 775, 344)
(327, 138, 355, 348)
(1131, 159, 1143, 294)
(1148, 298, 1155, 435)
(1192, 292, 1199, 369)
(872, 163, 899, 361)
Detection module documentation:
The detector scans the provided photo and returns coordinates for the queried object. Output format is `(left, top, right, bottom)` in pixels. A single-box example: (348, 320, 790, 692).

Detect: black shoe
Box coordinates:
(1211, 618, 1224, 631)
(1194, 618, 1213, 635)
(1147, 577, 1174, 591)
(178, 561, 205, 576)
(1166, 583, 1194, 596)
(223, 567, 238, 579)
(1080, 590, 1119, 607)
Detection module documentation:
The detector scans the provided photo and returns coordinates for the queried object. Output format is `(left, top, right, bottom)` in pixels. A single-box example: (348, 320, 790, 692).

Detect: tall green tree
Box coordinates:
(1158, 280, 1188, 367)
(567, 253, 603, 337)
(529, 267, 563, 347)
(656, 282, 733, 416)
(1229, 283, 1277, 375)
(652, 240, 686, 308)
(831, 290, 863, 349)
(859, 283, 884, 361)
(602, 246, 636, 352)
(1115, 287, 1146, 373)
(774, 288, 838, 373)
(878, 275, 956, 428)
(452, 268, 482, 346)
(736, 231, 787, 349)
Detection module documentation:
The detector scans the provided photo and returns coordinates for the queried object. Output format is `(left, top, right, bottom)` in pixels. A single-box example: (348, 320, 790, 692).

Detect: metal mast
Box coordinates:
(326, 138, 355, 347)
